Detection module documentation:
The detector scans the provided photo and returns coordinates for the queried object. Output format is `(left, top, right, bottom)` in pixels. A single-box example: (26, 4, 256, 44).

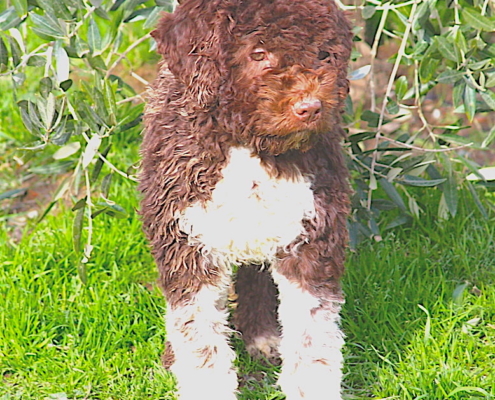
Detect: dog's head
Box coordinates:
(152, 0, 352, 155)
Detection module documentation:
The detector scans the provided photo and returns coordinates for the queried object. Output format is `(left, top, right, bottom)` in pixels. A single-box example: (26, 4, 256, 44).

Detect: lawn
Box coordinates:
(1, 137, 495, 399)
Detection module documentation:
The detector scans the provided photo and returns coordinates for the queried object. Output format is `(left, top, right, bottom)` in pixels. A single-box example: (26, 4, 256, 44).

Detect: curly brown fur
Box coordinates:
(139, 1, 352, 399)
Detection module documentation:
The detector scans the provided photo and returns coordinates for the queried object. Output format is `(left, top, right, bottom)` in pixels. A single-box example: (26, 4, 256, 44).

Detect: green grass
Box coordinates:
(1, 178, 494, 399)
(343, 197, 495, 399)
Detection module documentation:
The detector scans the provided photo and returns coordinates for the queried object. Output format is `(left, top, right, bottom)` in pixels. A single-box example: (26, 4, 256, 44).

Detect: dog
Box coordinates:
(139, 0, 352, 398)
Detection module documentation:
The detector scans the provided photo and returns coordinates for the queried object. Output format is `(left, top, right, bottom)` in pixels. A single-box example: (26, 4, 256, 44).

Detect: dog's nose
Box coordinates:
(292, 98, 322, 122)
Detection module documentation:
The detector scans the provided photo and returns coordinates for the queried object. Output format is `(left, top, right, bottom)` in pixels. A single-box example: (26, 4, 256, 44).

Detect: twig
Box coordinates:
(96, 152, 139, 182)
(369, 3, 390, 112)
(377, 136, 473, 153)
(105, 33, 152, 78)
(367, 0, 420, 209)
(116, 94, 146, 105)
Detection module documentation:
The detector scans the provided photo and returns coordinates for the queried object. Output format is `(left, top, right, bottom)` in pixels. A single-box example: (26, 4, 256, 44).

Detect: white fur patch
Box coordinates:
(272, 270, 344, 400)
(166, 285, 238, 400)
(179, 147, 316, 266)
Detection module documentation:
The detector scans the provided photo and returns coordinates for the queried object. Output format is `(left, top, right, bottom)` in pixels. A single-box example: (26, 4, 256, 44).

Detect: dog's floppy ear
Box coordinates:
(151, 0, 230, 108)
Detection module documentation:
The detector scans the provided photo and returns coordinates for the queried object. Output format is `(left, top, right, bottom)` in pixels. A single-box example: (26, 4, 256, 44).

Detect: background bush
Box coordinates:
(1, 0, 494, 259)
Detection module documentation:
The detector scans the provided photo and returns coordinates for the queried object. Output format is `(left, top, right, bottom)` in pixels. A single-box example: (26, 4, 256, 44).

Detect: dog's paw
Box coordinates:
(245, 334, 281, 365)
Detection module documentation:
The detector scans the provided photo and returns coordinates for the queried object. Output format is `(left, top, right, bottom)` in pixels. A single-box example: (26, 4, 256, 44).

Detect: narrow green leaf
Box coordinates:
(87, 55, 107, 72)
(26, 55, 46, 67)
(480, 89, 495, 110)
(73, 36, 90, 57)
(37, 93, 56, 130)
(36, 200, 57, 223)
(443, 174, 458, 217)
(143, 6, 166, 29)
(17, 100, 35, 133)
(447, 387, 490, 398)
(31, 13, 66, 39)
(53, 142, 81, 160)
(73, 206, 85, 253)
(462, 7, 495, 32)
(436, 36, 460, 62)
(407, 195, 420, 218)
(369, 174, 377, 190)
(437, 69, 464, 84)
(481, 125, 495, 148)
(463, 84, 476, 121)
(348, 220, 359, 250)
(419, 53, 440, 83)
(399, 175, 446, 187)
(11, 0, 27, 18)
(485, 71, 495, 87)
(387, 167, 402, 182)
(29, 161, 74, 175)
(361, 110, 382, 127)
(0, 188, 27, 201)
(6, 35, 21, 67)
(94, 6, 110, 20)
(82, 134, 102, 169)
(0, 7, 22, 30)
(452, 80, 465, 109)
(362, 5, 376, 20)
(60, 79, 73, 92)
(92, 202, 127, 219)
(37, 0, 73, 20)
(437, 133, 473, 146)
(379, 178, 407, 211)
(39, 76, 53, 98)
(467, 166, 495, 181)
(72, 197, 87, 211)
(467, 181, 489, 220)
(385, 215, 411, 230)
(385, 97, 399, 115)
(438, 192, 449, 220)
(55, 44, 70, 83)
(452, 282, 469, 305)
(103, 80, 117, 125)
(64, 0, 85, 11)
(395, 75, 408, 100)
(0, 37, 8, 72)
(453, 27, 468, 54)
(101, 173, 113, 197)
(418, 304, 431, 343)
(90, 144, 111, 183)
(468, 59, 491, 71)
(348, 64, 371, 81)
(87, 18, 102, 53)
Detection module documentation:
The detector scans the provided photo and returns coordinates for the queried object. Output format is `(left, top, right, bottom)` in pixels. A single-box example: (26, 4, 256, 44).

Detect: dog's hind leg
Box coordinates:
(165, 279, 238, 400)
(233, 264, 281, 364)
(271, 269, 344, 400)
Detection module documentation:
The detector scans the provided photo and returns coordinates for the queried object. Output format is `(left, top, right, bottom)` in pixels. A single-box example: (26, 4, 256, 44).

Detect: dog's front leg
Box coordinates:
(166, 283, 238, 400)
(272, 269, 344, 400)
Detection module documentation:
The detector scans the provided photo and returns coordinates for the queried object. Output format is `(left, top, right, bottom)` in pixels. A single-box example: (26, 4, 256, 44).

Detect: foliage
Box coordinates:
(341, 0, 495, 245)
(1, 0, 495, 260)
(0, 0, 173, 274)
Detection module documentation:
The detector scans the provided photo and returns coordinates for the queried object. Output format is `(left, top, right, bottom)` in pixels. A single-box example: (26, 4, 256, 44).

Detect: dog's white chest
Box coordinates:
(178, 147, 316, 265)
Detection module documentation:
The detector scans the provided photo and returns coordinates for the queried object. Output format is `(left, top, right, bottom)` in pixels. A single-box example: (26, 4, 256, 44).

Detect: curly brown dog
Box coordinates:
(139, 0, 352, 399)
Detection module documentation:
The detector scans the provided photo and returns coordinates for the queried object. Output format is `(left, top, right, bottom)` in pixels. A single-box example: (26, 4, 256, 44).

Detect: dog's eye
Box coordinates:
(250, 51, 266, 61)
(317, 50, 330, 60)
